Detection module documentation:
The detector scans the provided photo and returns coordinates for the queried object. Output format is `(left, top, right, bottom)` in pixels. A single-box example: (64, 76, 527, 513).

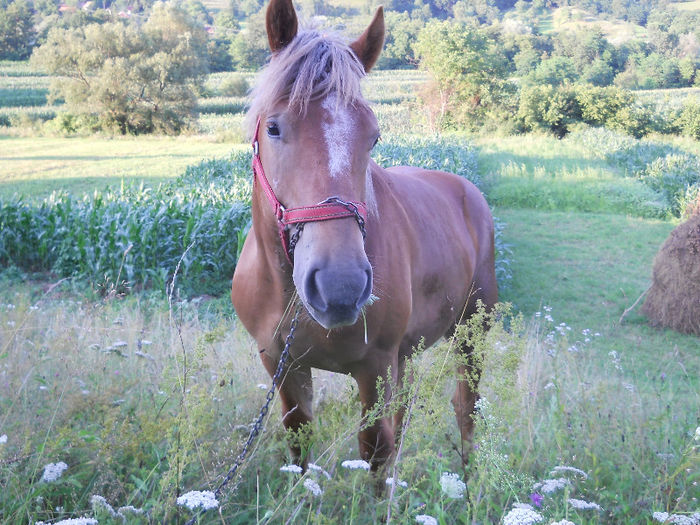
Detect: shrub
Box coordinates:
(218, 75, 249, 97)
(517, 84, 579, 137)
(675, 99, 700, 140)
(640, 153, 700, 216)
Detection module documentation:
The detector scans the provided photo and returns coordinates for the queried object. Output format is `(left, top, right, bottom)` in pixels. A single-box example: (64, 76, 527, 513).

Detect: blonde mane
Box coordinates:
(245, 27, 367, 138)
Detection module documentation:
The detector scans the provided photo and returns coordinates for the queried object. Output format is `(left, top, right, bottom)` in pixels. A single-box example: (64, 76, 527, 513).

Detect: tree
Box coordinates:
(0, 0, 36, 60)
(414, 20, 512, 130)
(31, 3, 208, 134)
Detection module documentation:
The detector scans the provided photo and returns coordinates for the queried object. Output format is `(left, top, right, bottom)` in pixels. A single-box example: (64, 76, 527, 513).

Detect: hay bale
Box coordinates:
(641, 212, 700, 336)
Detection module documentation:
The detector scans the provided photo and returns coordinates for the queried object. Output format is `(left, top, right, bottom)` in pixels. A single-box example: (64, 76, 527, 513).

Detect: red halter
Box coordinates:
(252, 117, 368, 264)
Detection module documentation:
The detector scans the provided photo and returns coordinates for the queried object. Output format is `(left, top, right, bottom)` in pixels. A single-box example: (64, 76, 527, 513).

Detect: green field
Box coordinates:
(0, 136, 240, 199)
(1, 61, 699, 524)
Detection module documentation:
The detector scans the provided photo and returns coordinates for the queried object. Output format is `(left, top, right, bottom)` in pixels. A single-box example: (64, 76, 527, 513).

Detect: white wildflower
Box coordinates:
(533, 478, 570, 494)
(415, 515, 438, 525)
(279, 464, 302, 473)
(568, 498, 602, 511)
(40, 461, 68, 482)
(440, 472, 466, 499)
(0, 434, 7, 444)
(90, 494, 118, 517)
(257, 384, 268, 390)
(303, 478, 323, 496)
(35, 519, 98, 525)
(386, 477, 408, 488)
(341, 459, 370, 470)
(623, 382, 635, 392)
(551, 521, 577, 525)
(117, 505, 144, 516)
(652, 512, 700, 525)
(176, 490, 219, 510)
(503, 506, 543, 525)
(543, 382, 555, 390)
(308, 463, 331, 479)
(550, 465, 588, 479)
(695, 426, 700, 441)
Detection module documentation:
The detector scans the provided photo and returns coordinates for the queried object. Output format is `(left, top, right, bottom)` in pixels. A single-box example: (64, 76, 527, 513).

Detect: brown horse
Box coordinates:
(231, 0, 498, 472)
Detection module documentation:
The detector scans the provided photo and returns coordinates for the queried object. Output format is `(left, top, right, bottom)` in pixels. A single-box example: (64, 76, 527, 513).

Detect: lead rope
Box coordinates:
(184, 304, 302, 525)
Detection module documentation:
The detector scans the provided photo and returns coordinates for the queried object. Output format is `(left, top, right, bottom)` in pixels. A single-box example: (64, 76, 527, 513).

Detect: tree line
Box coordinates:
(2, 0, 699, 136)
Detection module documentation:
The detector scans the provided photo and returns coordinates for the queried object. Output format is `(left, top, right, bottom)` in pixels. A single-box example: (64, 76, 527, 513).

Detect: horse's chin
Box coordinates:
(304, 303, 362, 330)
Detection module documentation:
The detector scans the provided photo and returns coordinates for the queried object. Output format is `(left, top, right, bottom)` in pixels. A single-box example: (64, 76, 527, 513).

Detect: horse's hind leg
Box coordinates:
(262, 352, 314, 469)
(451, 269, 498, 460)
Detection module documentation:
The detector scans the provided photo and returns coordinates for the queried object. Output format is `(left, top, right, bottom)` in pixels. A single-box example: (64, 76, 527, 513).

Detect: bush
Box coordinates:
(517, 84, 579, 137)
(640, 153, 700, 216)
(218, 76, 250, 97)
(675, 99, 700, 140)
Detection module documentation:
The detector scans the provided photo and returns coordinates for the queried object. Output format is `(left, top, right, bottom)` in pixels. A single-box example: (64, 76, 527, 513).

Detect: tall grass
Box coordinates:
(0, 284, 696, 524)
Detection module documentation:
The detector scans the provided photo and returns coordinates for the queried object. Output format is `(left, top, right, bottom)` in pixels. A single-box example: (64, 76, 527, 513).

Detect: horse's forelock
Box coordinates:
(246, 28, 367, 139)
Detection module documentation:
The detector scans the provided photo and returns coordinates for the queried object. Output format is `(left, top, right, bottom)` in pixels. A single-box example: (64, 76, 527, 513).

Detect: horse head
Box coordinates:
(252, 0, 385, 329)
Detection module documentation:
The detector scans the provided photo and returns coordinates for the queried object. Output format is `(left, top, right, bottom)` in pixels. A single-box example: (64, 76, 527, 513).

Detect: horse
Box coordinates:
(231, 0, 498, 473)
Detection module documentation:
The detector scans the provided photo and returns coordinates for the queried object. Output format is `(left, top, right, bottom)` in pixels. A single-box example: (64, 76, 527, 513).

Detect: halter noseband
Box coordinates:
(252, 117, 368, 264)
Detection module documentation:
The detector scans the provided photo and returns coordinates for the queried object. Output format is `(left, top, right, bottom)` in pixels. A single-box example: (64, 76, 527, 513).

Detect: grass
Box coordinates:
(0, 136, 241, 199)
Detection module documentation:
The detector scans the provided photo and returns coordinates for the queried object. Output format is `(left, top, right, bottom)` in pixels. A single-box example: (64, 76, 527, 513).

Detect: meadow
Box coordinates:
(1, 61, 699, 525)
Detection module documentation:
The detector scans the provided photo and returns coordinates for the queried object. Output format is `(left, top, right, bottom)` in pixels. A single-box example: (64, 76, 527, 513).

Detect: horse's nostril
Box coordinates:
(357, 268, 373, 308)
(304, 269, 328, 312)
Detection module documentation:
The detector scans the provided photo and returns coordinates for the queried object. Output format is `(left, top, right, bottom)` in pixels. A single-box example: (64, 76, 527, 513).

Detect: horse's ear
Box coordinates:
(266, 0, 299, 52)
(349, 6, 385, 73)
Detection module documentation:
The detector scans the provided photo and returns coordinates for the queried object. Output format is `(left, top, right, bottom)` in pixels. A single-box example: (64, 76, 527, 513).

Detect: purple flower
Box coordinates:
(530, 492, 544, 507)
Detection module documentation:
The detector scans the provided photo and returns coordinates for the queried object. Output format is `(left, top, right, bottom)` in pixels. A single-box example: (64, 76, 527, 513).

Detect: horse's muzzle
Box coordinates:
(301, 264, 373, 329)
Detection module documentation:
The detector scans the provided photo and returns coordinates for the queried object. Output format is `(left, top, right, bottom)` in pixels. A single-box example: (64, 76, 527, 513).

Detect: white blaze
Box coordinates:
(322, 94, 353, 178)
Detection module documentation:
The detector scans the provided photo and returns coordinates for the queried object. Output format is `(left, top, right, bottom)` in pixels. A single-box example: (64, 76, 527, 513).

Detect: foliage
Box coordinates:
(675, 99, 700, 140)
(0, 152, 252, 296)
(30, 4, 209, 135)
(414, 19, 513, 131)
(0, 0, 35, 60)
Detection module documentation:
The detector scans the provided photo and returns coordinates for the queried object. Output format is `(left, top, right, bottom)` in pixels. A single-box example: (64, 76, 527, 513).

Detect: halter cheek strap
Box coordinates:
(252, 117, 368, 264)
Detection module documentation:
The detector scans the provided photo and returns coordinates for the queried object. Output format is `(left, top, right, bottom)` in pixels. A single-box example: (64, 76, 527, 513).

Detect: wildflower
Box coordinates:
(0, 434, 7, 444)
(529, 493, 543, 507)
(567, 498, 602, 511)
(257, 384, 268, 390)
(308, 463, 331, 479)
(341, 459, 370, 470)
(652, 512, 700, 525)
(514, 503, 533, 510)
(502, 506, 543, 525)
(415, 515, 438, 525)
(550, 465, 588, 479)
(35, 519, 98, 525)
(440, 472, 466, 499)
(303, 478, 323, 496)
(176, 490, 219, 510)
(280, 464, 302, 474)
(91, 494, 118, 517)
(117, 505, 144, 516)
(551, 521, 576, 525)
(386, 477, 408, 488)
(533, 478, 570, 494)
(40, 461, 68, 482)
(695, 426, 700, 441)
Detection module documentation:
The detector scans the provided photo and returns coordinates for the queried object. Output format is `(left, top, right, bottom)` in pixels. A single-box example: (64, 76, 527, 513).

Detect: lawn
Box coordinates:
(0, 135, 242, 199)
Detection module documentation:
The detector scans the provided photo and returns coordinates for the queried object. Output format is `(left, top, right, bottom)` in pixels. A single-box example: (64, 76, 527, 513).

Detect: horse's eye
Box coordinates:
(267, 123, 280, 138)
(372, 134, 381, 149)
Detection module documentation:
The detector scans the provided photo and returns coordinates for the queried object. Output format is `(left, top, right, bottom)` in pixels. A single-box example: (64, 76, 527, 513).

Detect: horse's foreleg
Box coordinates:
(451, 360, 480, 453)
(262, 351, 314, 469)
(354, 357, 397, 472)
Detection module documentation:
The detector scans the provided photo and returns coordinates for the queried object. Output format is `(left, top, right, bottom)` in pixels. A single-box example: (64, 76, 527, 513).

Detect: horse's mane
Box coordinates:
(245, 27, 367, 138)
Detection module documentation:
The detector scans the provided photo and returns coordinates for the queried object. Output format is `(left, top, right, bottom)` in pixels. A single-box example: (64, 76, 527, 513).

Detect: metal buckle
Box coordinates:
(253, 140, 259, 156)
